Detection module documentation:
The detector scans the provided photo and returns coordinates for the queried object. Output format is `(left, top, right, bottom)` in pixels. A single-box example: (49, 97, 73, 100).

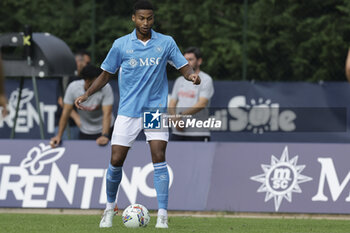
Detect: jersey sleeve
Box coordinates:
(101, 40, 122, 74)
(167, 38, 188, 70)
(63, 83, 76, 105)
(102, 84, 114, 106)
(199, 77, 214, 100)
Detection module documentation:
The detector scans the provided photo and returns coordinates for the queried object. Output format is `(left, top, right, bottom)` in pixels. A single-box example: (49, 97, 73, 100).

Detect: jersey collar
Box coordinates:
(131, 29, 158, 41)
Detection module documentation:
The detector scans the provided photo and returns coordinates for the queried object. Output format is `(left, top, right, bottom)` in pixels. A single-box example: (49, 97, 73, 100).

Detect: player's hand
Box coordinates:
(50, 136, 61, 148)
(75, 94, 89, 110)
(0, 107, 8, 118)
(189, 73, 201, 85)
(0, 96, 8, 117)
(96, 135, 109, 146)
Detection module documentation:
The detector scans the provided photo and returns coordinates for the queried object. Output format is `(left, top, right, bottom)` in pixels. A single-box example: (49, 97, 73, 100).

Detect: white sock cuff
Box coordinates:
(153, 161, 167, 170)
(158, 208, 167, 217)
(106, 202, 115, 210)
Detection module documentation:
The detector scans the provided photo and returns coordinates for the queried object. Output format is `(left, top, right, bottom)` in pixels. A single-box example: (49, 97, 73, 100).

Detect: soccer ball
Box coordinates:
(122, 204, 150, 228)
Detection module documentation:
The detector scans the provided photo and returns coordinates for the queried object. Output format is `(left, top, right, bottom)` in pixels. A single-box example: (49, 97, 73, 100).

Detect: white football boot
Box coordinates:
(155, 215, 168, 228)
(99, 206, 118, 228)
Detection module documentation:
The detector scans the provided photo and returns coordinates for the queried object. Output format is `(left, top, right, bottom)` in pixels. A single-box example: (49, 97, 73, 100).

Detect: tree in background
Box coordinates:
(1, 0, 350, 82)
(154, 0, 243, 80)
(247, 0, 350, 82)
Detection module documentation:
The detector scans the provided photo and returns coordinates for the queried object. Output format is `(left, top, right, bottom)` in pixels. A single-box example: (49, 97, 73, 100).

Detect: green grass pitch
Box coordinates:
(1, 213, 350, 233)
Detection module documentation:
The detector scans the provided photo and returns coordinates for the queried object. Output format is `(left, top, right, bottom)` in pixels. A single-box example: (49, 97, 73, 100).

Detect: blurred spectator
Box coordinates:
(346, 49, 350, 82)
(51, 64, 115, 147)
(0, 54, 8, 117)
(54, 51, 91, 139)
(169, 47, 214, 141)
(75, 50, 91, 76)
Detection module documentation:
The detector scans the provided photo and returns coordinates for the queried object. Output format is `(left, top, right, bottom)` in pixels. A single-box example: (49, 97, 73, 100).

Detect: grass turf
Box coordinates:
(1, 213, 350, 233)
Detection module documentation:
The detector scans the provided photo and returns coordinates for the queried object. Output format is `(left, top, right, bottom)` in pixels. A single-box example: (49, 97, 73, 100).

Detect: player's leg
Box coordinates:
(105, 145, 129, 208)
(100, 146, 130, 228)
(100, 116, 142, 228)
(148, 138, 169, 228)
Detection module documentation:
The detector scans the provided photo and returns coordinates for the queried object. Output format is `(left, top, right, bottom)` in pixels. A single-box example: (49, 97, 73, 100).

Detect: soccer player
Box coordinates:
(74, 0, 200, 229)
(169, 47, 214, 141)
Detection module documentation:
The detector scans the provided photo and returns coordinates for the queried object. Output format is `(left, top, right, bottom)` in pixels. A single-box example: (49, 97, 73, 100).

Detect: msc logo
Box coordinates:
(129, 57, 162, 68)
(270, 166, 293, 191)
(143, 109, 162, 129)
(140, 57, 161, 66)
(250, 146, 312, 211)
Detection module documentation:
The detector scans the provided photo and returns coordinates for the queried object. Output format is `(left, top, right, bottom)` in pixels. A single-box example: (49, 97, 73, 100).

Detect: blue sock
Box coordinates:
(153, 162, 169, 210)
(106, 164, 122, 203)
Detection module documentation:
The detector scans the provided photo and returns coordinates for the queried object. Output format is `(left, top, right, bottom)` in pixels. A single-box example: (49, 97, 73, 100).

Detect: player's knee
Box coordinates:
(110, 157, 124, 167)
(110, 151, 126, 166)
(111, 145, 129, 166)
(152, 150, 166, 163)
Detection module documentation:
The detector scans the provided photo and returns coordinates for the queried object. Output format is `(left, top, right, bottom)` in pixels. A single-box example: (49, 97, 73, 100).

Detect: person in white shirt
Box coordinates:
(51, 64, 114, 147)
(169, 47, 214, 141)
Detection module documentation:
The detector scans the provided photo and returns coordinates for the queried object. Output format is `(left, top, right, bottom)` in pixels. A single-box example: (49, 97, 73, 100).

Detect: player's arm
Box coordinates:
(50, 104, 73, 148)
(96, 105, 113, 146)
(179, 64, 201, 85)
(75, 71, 113, 109)
(346, 49, 350, 82)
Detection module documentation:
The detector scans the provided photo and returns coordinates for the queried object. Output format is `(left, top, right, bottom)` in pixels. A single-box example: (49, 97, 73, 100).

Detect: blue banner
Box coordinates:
(207, 81, 350, 142)
(1, 139, 350, 214)
(0, 79, 59, 138)
(2, 80, 350, 142)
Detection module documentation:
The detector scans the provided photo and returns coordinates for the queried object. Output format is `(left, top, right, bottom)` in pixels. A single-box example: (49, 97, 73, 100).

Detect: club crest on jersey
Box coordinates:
(155, 46, 162, 53)
(129, 58, 138, 68)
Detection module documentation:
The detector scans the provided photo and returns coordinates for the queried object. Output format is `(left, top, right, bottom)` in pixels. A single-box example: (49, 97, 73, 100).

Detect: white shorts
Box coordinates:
(111, 115, 169, 147)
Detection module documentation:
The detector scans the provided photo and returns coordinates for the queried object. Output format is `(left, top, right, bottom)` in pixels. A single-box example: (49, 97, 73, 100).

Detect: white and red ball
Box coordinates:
(122, 204, 150, 228)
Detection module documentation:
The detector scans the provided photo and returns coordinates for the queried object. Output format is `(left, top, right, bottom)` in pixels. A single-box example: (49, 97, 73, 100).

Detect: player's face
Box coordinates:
(184, 53, 202, 71)
(132, 10, 154, 37)
(75, 55, 86, 75)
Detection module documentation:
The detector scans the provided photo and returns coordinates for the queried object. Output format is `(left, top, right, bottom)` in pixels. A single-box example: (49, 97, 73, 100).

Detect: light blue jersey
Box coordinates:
(101, 29, 188, 117)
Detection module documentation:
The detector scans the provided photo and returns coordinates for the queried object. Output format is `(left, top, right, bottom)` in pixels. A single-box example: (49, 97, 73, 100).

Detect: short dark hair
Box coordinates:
(184, 47, 202, 59)
(80, 64, 101, 80)
(75, 50, 90, 57)
(133, 0, 154, 14)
